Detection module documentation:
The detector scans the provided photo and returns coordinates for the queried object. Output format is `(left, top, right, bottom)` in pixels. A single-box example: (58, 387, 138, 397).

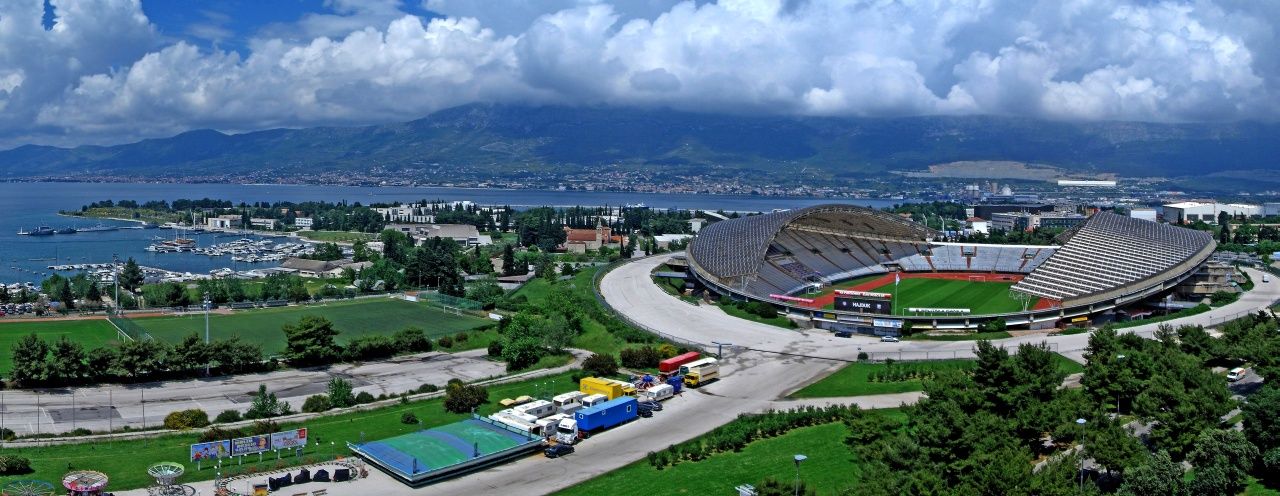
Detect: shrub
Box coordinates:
(416, 383, 439, 394)
(214, 410, 243, 424)
(620, 346, 662, 369)
(487, 340, 505, 357)
(437, 335, 454, 349)
(0, 427, 14, 441)
(502, 337, 546, 371)
(443, 382, 489, 413)
(401, 412, 419, 425)
(857, 352, 869, 361)
(355, 391, 376, 404)
(301, 395, 332, 413)
(582, 353, 620, 377)
(199, 425, 246, 443)
(343, 335, 396, 361)
(392, 326, 433, 353)
(163, 409, 211, 430)
(656, 343, 679, 359)
(455, 332, 469, 343)
(0, 455, 32, 475)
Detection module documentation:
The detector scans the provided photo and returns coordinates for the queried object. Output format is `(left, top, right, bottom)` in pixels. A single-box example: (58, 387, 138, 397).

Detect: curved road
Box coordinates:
(602, 253, 1280, 361)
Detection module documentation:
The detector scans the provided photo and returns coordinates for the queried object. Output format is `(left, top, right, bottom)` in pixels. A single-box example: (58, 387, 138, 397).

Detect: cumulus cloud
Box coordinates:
(2, 0, 1279, 148)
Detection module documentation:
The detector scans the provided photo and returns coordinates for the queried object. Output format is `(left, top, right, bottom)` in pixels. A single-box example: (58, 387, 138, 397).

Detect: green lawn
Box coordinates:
(790, 354, 1082, 398)
(129, 298, 488, 355)
(790, 359, 975, 398)
(0, 370, 581, 491)
(868, 278, 1030, 315)
(0, 320, 119, 375)
(555, 411, 908, 496)
(718, 303, 796, 329)
(297, 230, 377, 243)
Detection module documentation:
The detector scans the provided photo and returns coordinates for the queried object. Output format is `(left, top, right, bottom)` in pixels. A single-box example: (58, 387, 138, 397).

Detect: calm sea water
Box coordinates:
(0, 182, 907, 284)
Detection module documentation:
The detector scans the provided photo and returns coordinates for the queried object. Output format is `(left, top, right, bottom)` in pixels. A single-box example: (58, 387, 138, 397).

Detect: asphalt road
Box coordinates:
(1, 349, 513, 436)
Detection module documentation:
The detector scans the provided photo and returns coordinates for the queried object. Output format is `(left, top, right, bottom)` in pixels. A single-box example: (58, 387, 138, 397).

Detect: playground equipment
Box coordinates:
(61, 471, 109, 496)
(146, 462, 195, 496)
(1, 480, 54, 496)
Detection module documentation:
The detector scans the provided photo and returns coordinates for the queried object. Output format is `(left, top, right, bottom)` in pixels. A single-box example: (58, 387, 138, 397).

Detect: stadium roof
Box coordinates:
(1012, 212, 1214, 303)
(688, 204, 936, 279)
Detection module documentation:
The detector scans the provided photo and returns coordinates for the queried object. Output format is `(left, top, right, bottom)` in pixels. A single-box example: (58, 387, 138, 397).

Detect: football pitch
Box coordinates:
(822, 277, 1035, 315)
(0, 320, 119, 374)
(127, 298, 489, 354)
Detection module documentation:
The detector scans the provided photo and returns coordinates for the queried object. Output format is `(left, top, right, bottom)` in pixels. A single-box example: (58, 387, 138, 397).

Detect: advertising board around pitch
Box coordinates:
(834, 296, 892, 315)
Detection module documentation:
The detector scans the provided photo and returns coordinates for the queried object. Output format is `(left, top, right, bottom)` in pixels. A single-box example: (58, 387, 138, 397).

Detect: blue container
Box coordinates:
(666, 375, 684, 394)
(574, 396, 638, 432)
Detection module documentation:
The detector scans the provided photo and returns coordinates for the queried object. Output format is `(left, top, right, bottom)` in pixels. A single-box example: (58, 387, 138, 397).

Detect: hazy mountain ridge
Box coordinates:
(1, 104, 1277, 182)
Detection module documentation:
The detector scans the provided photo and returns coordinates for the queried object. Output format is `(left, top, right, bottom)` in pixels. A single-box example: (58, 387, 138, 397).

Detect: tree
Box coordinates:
(120, 257, 144, 292)
(85, 282, 102, 305)
(9, 334, 49, 386)
(443, 381, 488, 413)
(582, 353, 619, 377)
(1218, 211, 1232, 245)
(1087, 417, 1145, 476)
(379, 229, 413, 264)
(327, 377, 355, 408)
(301, 395, 332, 413)
(172, 334, 211, 375)
(47, 336, 89, 385)
(1243, 385, 1280, 454)
(465, 277, 505, 308)
(501, 244, 517, 276)
(245, 384, 290, 419)
(501, 337, 546, 371)
(56, 278, 75, 310)
(309, 242, 344, 261)
(1118, 450, 1183, 496)
(535, 253, 556, 281)
(115, 339, 170, 379)
(1186, 429, 1258, 496)
(282, 315, 341, 366)
(392, 326, 433, 353)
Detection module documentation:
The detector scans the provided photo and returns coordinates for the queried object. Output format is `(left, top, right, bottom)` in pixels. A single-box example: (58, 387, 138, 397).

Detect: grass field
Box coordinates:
(127, 298, 488, 354)
(0, 370, 581, 491)
(789, 359, 975, 398)
(555, 410, 908, 496)
(823, 277, 1030, 315)
(790, 354, 1084, 398)
(296, 230, 377, 243)
(0, 320, 120, 374)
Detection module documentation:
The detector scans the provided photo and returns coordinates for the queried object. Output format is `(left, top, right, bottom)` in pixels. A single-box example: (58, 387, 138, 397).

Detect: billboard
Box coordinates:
(834, 297, 892, 315)
(231, 434, 271, 456)
(270, 428, 309, 450)
(770, 294, 814, 304)
(873, 319, 904, 329)
(190, 440, 231, 461)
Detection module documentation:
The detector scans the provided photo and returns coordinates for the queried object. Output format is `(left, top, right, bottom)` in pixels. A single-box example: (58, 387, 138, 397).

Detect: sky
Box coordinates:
(0, 0, 1278, 150)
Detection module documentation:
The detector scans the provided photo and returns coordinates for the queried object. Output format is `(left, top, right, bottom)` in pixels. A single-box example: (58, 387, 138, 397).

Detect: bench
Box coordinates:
(312, 491, 328, 496)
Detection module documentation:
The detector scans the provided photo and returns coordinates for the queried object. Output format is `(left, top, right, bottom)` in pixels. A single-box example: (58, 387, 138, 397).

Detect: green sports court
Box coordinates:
(350, 416, 544, 485)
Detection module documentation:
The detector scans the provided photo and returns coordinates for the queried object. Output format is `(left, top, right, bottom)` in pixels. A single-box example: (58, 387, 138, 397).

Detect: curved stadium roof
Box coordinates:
(1011, 212, 1215, 305)
(688, 204, 936, 280)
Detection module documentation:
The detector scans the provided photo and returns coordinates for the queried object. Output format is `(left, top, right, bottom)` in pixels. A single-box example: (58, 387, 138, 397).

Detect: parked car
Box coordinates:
(881, 335, 900, 343)
(639, 400, 663, 411)
(1227, 367, 1248, 382)
(834, 331, 853, 338)
(544, 444, 575, 458)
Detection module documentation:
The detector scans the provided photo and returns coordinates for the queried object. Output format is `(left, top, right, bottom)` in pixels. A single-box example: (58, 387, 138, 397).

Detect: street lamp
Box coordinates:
(793, 454, 807, 496)
(1115, 354, 1126, 415)
(1076, 418, 1087, 495)
(203, 292, 212, 376)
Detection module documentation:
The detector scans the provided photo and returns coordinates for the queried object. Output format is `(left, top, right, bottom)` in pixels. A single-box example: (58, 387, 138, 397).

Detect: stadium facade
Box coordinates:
(685, 204, 1215, 333)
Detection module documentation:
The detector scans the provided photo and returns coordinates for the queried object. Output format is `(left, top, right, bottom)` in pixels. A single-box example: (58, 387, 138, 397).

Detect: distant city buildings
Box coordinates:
(1162, 201, 1261, 223)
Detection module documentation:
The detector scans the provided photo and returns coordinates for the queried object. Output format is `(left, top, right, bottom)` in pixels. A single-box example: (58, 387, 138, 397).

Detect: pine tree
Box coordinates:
(120, 257, 144, 292)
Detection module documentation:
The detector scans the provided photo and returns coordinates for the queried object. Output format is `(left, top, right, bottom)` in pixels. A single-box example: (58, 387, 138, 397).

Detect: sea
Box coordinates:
(0, 182, 909, 284)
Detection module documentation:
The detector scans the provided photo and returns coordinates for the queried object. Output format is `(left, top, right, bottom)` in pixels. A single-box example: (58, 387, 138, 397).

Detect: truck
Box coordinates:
(571, 396, 639, 438)
(552, 391, 587, 414)
(680, 358, 720, 387)
(580, 377, 635, 399)
(659, 351, 701, 373)
(536, 413, 568, 438)
(513, 399, 556, 419)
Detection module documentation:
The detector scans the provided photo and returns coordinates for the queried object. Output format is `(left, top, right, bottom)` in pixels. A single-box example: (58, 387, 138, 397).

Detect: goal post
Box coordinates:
(968, 275, 987, 283)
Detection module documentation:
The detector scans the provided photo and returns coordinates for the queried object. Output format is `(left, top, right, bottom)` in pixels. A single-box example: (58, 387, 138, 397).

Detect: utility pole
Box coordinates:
(113, 253, 120, 316)
(204, 292, 212, 376)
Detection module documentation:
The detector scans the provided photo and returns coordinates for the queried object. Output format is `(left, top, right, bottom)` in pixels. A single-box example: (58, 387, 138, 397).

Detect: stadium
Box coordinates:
(685, 204, 1216, 333)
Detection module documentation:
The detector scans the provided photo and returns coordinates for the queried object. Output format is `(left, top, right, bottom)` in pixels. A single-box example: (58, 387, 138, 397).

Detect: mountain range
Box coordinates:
(2, 104, 1278, 189)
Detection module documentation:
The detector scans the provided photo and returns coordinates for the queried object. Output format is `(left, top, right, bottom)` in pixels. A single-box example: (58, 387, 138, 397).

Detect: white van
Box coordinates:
(1264, 274, 1271, 283)
(641, 384, 675, 402)
(1227, 367, 1248, 382)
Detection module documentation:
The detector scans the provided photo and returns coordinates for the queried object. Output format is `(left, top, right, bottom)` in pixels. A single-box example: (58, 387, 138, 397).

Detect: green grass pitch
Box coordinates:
(0, 320, 119, 374)
(129, 298, 489, 355)
(868, 278, 1033, 315)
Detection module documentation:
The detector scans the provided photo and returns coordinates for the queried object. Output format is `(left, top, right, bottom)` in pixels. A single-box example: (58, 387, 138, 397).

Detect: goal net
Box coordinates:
(968, 275, 987, 283)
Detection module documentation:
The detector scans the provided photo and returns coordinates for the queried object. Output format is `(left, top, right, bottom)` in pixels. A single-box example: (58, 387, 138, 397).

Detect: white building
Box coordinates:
(1129, 208, 1157, 222)
(967, 217, 990, 234)
(1162, 202, 1261, 223)
(293, 217, 313, 229)
(206, 214, 241, 229)
(250, 218, 278, 230)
